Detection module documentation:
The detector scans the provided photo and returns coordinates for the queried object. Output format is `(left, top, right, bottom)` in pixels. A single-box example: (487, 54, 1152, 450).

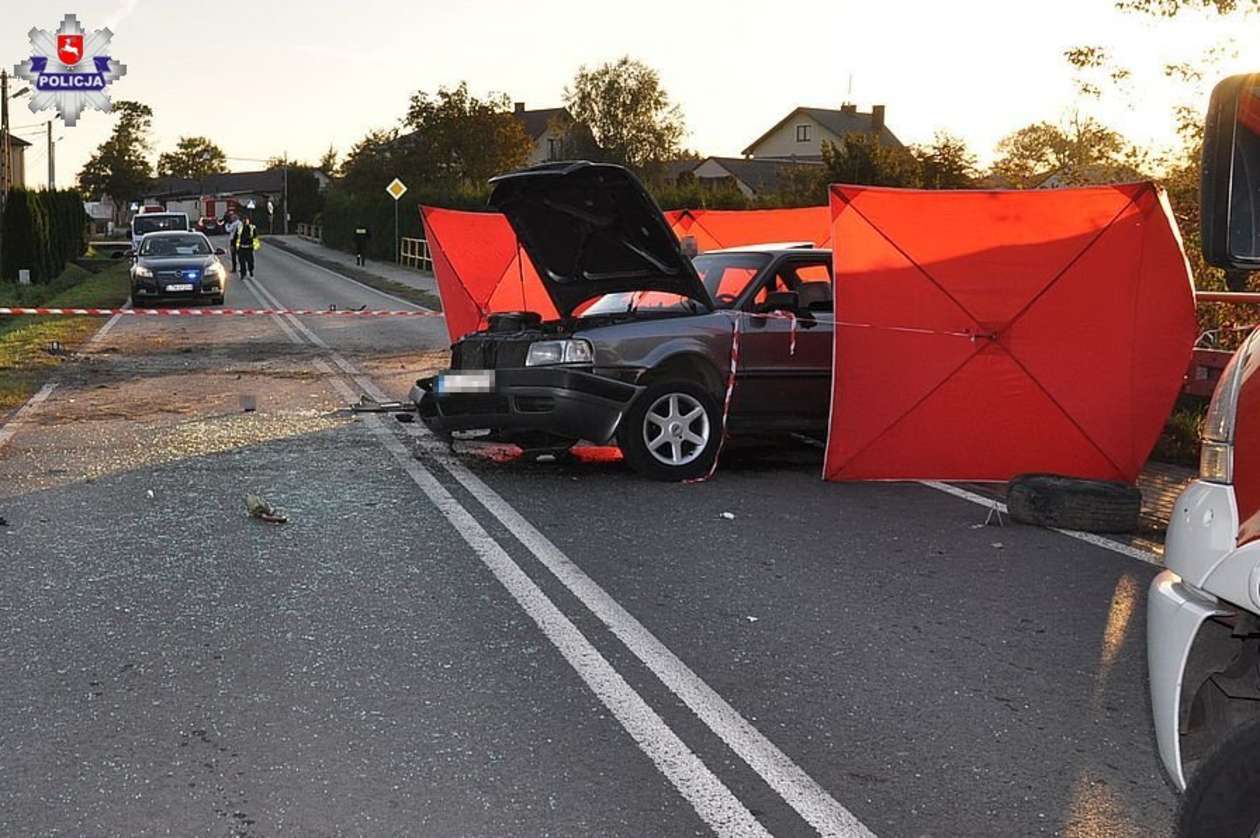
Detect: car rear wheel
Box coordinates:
(1178, 717, 1260, 837)
(618, 379, 722, 481)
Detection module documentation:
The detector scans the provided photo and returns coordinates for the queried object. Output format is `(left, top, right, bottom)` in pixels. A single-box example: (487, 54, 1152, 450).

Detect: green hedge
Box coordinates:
(1, 188, 88, 282)
(320, 183, 492, 262)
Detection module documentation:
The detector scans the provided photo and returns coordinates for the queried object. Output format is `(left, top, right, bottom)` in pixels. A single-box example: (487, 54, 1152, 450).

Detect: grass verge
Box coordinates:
(266, 237, 444, 310)
(0, 261, 130, 412)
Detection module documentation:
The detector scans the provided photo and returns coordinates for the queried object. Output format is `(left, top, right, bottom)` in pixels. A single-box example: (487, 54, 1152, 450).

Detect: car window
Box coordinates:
(693, 253, 771, 308)
(752, 260, 833, 307)
(133, 215, 188, 236)
(141, 235, 211, 257)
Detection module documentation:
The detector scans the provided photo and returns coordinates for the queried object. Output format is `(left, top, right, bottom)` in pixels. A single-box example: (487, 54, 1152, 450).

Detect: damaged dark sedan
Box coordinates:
(412, 161, 834, 480)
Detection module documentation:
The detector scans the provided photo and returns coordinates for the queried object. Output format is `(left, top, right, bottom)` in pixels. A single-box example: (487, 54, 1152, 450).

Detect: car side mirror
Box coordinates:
(757, 290, 800, 314)
(1202, 73, 1260, 270)
(214, 247, 226, 256)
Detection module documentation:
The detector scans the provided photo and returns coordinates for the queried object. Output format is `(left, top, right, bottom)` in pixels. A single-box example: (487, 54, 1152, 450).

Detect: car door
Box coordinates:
(728, 256, 833, 431)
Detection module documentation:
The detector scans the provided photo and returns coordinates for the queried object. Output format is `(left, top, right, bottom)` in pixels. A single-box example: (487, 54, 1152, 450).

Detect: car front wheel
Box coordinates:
(1178, 717, 1260, 837)
(617, 379, 722, 481)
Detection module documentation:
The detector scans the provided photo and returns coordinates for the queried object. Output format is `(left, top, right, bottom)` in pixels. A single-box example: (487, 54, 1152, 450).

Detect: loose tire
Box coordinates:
(1006, 473, 1141, 533)
(1178, 717, 1260, 838)
(617, 379, 722, 481)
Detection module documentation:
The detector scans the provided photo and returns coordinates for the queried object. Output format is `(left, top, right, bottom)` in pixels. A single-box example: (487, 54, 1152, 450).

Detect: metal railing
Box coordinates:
(1188, 291, 1260, 397)
(400, 237, 432, 272)
(295, 222, 322, 242)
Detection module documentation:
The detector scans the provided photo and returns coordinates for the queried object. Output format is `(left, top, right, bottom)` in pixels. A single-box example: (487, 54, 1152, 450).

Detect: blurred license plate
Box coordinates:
(438, 371, 494, 393)
(166, 283, 194, 292)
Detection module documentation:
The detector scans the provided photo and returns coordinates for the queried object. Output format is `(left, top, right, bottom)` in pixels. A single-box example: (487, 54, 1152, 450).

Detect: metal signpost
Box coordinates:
(386, 177, 408, 264)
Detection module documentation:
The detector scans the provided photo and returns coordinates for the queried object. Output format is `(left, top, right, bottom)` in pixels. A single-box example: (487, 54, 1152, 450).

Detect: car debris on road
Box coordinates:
(246, 494, 288, 524)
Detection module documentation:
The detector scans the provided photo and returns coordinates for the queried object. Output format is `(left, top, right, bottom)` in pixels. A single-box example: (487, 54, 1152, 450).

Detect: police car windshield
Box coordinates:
(141, 235, 210, 257)
(134, 215, 188, 235)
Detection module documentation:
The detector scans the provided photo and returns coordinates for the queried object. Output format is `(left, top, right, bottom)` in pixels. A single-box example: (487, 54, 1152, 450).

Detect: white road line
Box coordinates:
(0, 382, 57, 450)
(919, 480, 1161, 566)
(266, 241, 434, 312)
(406, 425, 876, 838)
(0, 302, 130, 453)
(257, 279, 776, 838)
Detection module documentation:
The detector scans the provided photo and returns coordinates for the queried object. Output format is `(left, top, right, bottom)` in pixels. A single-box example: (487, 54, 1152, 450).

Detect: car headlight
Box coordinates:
(133, 265, 153, 278)
(205, 262, 225, 278)
(525, 339, 594, 367)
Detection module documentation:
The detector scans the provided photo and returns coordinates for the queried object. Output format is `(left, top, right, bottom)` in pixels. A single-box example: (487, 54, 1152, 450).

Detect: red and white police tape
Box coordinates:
(0, 307, 441, 317)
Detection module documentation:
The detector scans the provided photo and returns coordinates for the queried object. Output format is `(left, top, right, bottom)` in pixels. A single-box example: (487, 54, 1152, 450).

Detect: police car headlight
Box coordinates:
(205, 262, 225, 278)
(133, 265, 153, 278)
(525, 339, 594, 367)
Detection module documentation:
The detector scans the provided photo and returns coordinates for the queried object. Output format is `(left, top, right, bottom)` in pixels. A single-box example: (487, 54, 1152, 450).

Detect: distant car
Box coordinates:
(412, 161, 834, 480)
(196, 216, 224, 236)
(129, 230, 228, 307)
(130, 211, 189, 252)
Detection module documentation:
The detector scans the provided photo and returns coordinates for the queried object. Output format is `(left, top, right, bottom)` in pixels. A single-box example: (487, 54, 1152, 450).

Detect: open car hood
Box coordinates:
(488, 162, 711, 316)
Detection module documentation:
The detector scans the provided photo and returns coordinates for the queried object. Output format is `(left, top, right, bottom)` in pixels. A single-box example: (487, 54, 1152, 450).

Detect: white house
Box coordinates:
(741, 104, 902, 160)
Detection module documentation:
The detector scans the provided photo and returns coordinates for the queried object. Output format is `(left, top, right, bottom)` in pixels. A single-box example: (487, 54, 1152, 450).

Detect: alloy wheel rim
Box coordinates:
(643, 392, 709, 467)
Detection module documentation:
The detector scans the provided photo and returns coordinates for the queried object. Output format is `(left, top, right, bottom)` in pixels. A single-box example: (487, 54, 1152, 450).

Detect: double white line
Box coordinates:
(244, 271, 875, 837)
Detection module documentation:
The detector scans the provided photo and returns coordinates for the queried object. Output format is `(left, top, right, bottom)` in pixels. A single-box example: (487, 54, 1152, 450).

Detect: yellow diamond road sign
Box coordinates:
(386, 178, 408, 201)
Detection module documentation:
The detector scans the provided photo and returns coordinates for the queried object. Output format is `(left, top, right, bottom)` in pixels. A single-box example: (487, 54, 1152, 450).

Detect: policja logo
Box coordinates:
(14, 14, 128, 126)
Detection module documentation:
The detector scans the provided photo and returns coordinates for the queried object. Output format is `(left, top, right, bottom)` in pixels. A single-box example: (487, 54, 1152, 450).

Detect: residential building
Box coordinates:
(741, 104, 902, 160)
(140, 168, 326, 223)
(512, 102, 571, 164)
(690, 156, 823, 199)
(3, 133, 29, 189)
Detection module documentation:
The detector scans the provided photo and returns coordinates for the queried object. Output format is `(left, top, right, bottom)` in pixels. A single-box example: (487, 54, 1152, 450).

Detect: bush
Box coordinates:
(320, 182, 491, 262)
(1, 188, 88, 282)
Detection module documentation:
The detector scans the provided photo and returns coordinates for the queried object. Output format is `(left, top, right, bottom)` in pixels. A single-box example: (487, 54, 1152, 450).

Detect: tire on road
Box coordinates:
(1178, 717, 1260, 838)
(1005, 473, 1141, 533)
(617, 378, 722, 481)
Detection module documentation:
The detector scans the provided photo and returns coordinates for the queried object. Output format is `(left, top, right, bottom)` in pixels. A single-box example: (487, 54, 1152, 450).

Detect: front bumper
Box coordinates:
(132, 281, 222, 302)
(412, 367, 642, 444)
(1147, 571, 1233, 790)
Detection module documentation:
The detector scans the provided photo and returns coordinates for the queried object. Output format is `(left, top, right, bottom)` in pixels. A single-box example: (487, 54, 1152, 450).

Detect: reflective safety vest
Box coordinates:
(237, 223, 256, 249)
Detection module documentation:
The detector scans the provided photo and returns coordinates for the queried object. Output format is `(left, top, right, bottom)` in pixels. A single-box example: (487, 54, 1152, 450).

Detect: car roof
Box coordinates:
(141, 230, 206, 238)
(703, 243, 832, 257)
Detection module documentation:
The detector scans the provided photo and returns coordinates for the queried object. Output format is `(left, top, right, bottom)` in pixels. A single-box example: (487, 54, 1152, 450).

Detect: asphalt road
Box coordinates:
(0, 242, 1178, 837)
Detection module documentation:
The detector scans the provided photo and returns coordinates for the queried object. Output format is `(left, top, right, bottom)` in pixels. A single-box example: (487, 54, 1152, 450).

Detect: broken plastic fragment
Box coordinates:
(719, 512, 735, 520)
(246, 494, 288, 524)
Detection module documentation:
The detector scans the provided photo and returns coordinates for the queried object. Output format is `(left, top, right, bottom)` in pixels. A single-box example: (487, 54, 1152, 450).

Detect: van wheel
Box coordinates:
(1178, 717, 1260, 837)
(1006, 473, 1141, 533)
(617, 379, 722, 481)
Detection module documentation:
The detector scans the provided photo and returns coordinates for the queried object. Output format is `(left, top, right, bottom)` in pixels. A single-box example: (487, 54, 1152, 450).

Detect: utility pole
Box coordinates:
(282, 159, 289, 235)
(47, 121, 54, 189)
(1, 70, 11, 264)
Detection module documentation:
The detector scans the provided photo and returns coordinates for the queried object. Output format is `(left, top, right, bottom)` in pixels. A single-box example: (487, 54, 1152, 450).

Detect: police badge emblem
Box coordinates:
(14, 14, 127, 127)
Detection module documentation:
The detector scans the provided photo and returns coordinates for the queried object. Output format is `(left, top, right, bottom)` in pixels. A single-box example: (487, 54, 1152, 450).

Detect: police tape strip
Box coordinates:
(0, 306, 987, 340)
(0, 307, 442, 317)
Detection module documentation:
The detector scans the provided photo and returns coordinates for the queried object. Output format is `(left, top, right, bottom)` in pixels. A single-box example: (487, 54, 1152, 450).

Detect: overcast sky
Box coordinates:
(4, 0, 1258, 189)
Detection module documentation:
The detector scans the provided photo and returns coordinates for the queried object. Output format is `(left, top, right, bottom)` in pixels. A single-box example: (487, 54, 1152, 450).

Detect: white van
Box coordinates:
(130, 212, 189, 251)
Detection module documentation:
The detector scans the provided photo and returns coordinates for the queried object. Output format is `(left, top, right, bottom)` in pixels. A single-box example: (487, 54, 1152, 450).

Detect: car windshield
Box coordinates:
(140, 234, 211, 257)
(580, 252, 771, 316)
(133, 215, 187, 236)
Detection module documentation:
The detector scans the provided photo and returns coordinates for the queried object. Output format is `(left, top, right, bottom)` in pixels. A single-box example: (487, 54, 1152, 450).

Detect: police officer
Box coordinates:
(235, 214, 258, 279)
(353, 225, 370, 266)
(224, 211, 242, 273)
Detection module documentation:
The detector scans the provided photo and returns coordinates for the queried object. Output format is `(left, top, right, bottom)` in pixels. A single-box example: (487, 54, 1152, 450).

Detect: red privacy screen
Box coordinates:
(421, 205, 832, 344)
(823, 183, 1197, 483)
